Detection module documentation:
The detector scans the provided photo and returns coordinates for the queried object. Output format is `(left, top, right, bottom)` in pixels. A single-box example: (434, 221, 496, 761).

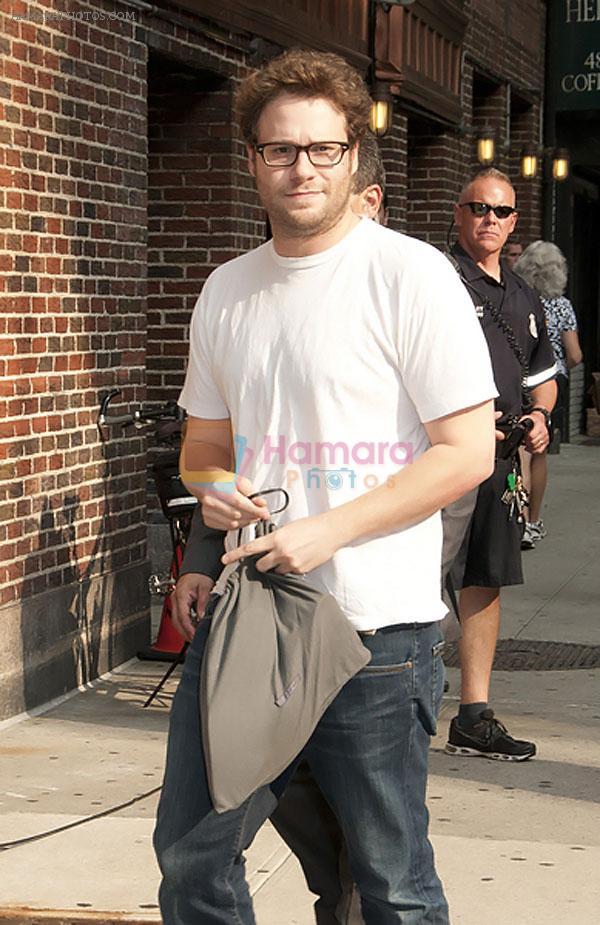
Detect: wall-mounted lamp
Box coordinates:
(552, 148, 569, 181)
(370, 83, 394, 137)
(476, 127, 495, 166)
(517, 145, 570, 182)
(520, 143, 538, 179)
(462, 118, 569, 183)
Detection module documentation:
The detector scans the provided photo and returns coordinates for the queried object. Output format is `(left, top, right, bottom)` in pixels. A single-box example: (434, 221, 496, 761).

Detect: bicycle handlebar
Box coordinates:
(98, 389, 182, 428)
(99, 412, 137, 426)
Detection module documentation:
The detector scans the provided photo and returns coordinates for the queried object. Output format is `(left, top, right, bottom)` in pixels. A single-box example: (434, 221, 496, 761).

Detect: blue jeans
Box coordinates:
(153, 619, 449, 924)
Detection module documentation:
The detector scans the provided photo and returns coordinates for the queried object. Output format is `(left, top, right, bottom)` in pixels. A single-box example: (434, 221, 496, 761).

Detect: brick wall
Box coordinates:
(143, 30, 265, 523)
(146, 53, 265, 407)
(379, 112, 408, 233)
(406, 122, 469, 249)
(0, 0, 150, 716)
(466, 0, 545, 239)
(148, 69, 228, 406)
(469, 0, 545, 86)
(472, 77, 509, 165)
(1, 0, 148, 595)
(508, 101, 543, 246)
(394, 0, 546, 249)
(0, 0, 547, 719)
(0, 0, 264, 719)
(568, 363, 585, 441)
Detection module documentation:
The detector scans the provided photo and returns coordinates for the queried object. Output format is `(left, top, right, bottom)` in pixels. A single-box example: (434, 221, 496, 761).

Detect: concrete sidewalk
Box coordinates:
(1, 444, 599, 924)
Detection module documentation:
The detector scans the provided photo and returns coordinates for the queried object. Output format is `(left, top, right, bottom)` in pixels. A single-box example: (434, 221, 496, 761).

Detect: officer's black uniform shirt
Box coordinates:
(451, 243, 557, 420)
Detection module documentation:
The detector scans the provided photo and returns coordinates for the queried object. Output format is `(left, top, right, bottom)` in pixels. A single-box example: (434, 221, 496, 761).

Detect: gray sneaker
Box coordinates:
(521, 524, 536, 550)
(529, 519, 547, 540)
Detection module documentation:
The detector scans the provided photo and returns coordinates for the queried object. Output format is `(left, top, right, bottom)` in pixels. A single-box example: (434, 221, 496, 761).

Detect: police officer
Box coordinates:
(445, 168, 557, 761)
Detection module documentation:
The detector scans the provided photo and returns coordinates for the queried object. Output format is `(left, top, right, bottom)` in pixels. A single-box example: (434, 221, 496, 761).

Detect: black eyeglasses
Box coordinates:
(255, 142, 350, 168)
(460, 201, 517, 220)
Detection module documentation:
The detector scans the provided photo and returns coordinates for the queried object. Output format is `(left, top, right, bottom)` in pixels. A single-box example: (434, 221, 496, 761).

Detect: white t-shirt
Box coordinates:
(179, 219, 497, 631)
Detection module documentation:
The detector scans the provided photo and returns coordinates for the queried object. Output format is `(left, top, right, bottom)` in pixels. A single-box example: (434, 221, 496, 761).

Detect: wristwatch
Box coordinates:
(530, 406, 551, 426)
(529, 406, 552, 438)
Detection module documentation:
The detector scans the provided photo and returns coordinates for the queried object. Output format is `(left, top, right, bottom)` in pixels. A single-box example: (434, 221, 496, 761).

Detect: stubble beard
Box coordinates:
(261, 174, 354, 240)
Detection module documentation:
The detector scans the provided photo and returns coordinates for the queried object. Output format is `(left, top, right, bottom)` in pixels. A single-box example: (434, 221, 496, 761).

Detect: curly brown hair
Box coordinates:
(235, 48, 372, 146)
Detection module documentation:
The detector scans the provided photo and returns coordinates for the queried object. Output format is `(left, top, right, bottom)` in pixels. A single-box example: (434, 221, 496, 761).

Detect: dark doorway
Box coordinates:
(571, 176, 600, 381)
(147, 53, 228, 408)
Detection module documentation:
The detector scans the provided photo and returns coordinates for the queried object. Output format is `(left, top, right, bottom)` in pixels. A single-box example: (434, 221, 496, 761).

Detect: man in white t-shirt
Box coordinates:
(153, 48, 497, 924)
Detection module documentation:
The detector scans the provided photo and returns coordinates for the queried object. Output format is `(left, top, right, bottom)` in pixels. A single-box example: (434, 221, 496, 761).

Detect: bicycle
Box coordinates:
(98, 389, 195, 705)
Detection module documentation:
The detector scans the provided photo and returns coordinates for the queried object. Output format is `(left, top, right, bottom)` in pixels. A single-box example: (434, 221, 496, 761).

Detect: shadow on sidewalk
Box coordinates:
(429, 743, 600, 804)
(21, 662, 179, 735)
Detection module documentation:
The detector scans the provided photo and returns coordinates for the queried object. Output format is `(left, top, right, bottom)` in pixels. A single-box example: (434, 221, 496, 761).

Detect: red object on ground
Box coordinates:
(138, 545, 186, 661)
(138, 595, 186, 661)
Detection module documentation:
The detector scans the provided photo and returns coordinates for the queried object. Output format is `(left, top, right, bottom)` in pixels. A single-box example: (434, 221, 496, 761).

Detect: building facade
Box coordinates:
(545, 0, 600, 437)
(0, 0, 548, 719)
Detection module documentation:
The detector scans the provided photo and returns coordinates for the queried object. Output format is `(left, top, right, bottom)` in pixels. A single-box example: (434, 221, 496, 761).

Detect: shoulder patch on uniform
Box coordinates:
(528, 313, 538, 338)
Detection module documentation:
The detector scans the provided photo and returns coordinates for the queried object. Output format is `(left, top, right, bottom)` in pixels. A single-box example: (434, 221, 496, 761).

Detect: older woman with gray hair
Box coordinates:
(514, 241, 583, 548)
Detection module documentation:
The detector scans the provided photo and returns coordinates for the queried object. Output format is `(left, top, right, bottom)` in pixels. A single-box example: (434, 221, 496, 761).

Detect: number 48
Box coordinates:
(584, 52, 600, 69)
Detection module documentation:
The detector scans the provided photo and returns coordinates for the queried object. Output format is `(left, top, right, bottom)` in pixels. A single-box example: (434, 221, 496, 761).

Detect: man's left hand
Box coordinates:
(521, 411, 549, 455)
(221, 513, 340, 574)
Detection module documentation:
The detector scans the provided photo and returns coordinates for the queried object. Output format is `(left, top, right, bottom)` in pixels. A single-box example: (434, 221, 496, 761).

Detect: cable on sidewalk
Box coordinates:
(0, 785, 162, 851)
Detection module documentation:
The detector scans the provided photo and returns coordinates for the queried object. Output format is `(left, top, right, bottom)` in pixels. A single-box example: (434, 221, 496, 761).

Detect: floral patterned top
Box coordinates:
(541, 296, 578, 377)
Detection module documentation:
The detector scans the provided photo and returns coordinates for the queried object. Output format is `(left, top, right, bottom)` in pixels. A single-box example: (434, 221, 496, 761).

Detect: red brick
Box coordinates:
(0, 0, 545, 678)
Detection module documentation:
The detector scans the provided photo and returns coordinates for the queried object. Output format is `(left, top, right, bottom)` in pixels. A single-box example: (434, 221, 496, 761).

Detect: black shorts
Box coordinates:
(551, 373, 568, 440)
(451, 458, 524, 590)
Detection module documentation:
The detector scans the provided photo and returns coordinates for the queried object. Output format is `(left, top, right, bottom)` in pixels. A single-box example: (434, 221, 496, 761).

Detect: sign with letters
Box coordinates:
(549, 0, 600, 111)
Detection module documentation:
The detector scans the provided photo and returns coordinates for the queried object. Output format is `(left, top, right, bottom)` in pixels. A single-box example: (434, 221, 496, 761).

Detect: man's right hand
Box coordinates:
(201, 475, 269, 532)
(171, 573, 216, 642)
(180, 416, 269, 530)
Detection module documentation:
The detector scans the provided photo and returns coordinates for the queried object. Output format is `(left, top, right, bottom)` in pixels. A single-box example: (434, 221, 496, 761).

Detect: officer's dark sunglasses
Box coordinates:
(460, 201, 517, 219)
